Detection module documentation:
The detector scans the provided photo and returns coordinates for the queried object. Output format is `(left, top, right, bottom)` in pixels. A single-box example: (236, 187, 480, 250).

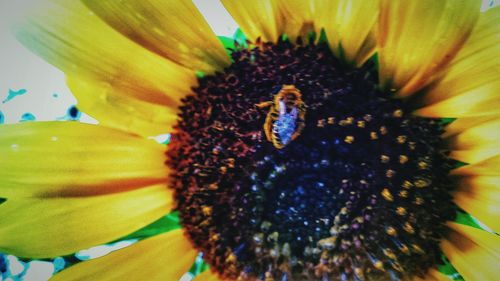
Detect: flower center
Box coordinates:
(167, 39, 457, 281)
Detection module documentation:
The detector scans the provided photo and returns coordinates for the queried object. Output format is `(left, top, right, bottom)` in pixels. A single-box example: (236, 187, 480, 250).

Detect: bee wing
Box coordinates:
(279, 100, 286, 115)
(290, 106, 298, 119)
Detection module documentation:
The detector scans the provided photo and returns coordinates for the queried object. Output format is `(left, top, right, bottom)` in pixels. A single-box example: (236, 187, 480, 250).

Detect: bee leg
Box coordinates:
(263, 113, 274, 142)
(291, 119, 305, 141)
(255, 101, 274, 109)
(272, 138, 285, 149)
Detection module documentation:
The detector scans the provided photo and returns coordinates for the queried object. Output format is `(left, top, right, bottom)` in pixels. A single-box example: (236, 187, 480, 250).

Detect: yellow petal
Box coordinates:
(442, 116, 496, 138)
(441, 222, 500, 281)
(450, 149, 500, 165)
(414, 81, 500, 117)
(419, 7, 500, 117)
(453, 176, 500, 233)
(447, 118, 500, 163)
(378, 0, 481, 97)
(451, 155, 500, 176)
(82, 0, 230, 74)
(67, 77, 178, 137)
(194, 270, 224, 281)
(276, 0, 315, 43)
(413, 268, 451, 281)
(314, 0, 378, 66)
(0, 122, 168, 198)
(221, 0, 282, 43)
(15, 0, 196, 107)
(50, 229, 196, 281)
(0, 184, 173, 258)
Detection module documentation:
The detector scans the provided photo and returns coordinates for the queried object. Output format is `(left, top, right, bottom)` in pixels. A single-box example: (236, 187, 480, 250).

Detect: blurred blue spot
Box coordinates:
(52, 258, 65, 273)
(0, 111, 4, 124)
(2, 89, 27, 104)
(149, 133, 171, 145)
(19, 113, 36, 122)
(52, 93, 59, 98)
(56, 105, 81, 121)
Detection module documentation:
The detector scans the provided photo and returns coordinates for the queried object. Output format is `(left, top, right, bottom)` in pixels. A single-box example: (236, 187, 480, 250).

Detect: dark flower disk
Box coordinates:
(168, 38, 458, 281)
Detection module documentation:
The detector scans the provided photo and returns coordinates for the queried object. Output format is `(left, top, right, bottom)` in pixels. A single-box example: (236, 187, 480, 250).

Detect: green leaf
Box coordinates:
(117, 211, 181, 241)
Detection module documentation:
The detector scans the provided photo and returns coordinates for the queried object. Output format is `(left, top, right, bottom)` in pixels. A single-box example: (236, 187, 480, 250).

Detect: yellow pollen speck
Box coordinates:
(391, 262, 404, 272)
(374, 261, 385, 271)
(370, 132, 378, 140)
(396, 207, 407, 216)
(226, 253, 237, 263)
(344, 136, 354, 144)
(202, 206, 212, 216)
(383, 248, 396, 259)
(396, 135, 407, 144)
(386, 169, 395, 178)
(227, 158, 235, 168)
(412, 244, 425, 254)
(327, 117, 335, 124)
(399, 155, 408, 164)
(380, 126, 388, 135)
(409, 141, 416, 150)
(399, 244, 410, 254)
(208, 183, 218, 190)
(220, 166, 227, 174)
(393, 109, 403, 117)
(404, 222, 415, 234)
(354, 267, 364, 276)
(212, 148, 220, 154)
(357, 120, 365, 128)
(339, 117, 354, 126)
(415, 179, 431, 188)
(418, 161, 428, 169)
(399, 190, 409, 198)
(386, 226, 397, 236)
(317, 119, 326, 127)
(380, 155, 390, 163)
(382, 188, 394, 201)
(210, 234, 219, 241)
(415, 197, 424, 205)
(402, 180, 413, 189)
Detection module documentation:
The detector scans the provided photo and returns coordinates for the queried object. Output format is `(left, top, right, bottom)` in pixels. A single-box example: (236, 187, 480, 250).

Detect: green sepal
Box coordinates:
(455, 210, 484, 230)
(189, 254, 210, 276)
(438, 255, 465, 281)
(233, 28, 248, 48)
(117, 211, 181, 241)
(439, 118, 456, 126)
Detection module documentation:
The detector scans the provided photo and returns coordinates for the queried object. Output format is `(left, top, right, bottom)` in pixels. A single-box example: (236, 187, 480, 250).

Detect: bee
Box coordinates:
(256, 85, 307, 149)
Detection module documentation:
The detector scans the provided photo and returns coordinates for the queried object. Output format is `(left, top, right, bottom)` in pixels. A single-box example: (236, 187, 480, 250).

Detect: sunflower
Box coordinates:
(0, 0, 499, 280)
